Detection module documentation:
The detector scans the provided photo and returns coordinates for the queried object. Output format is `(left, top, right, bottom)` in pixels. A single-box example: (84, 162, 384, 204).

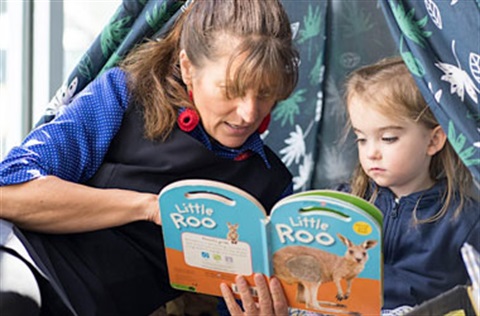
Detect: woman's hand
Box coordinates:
(221, 273, 289, 316)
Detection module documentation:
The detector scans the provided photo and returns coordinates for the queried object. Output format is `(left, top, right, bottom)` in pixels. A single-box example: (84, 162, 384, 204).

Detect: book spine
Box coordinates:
(260, 219, 273, 276)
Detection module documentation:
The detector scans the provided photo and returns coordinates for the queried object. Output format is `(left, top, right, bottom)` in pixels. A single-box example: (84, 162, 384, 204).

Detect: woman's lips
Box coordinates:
(225, 122, 251, 134)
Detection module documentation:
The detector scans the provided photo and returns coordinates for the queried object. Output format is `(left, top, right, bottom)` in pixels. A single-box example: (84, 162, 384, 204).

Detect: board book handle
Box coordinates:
(185, 190, 236, 206)
(299, 205, 351, 220)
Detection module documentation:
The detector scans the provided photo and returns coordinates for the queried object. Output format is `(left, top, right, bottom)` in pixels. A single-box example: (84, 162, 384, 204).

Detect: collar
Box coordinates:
(177, 107, 271, 168)
(374, 179, 447, 207)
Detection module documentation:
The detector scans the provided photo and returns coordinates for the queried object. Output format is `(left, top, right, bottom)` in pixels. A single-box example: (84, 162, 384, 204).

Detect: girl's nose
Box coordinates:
(237, 95, 259, 124)
(366, 143, 381, 160)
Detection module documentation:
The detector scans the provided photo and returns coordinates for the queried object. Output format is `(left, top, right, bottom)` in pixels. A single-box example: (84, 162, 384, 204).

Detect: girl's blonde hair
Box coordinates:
(344, 56, 474, 223)
(120, 0, 298, 140)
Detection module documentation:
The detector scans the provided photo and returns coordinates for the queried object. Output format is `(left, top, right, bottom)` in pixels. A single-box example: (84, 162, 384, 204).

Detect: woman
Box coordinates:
(0, 1, 299, 315)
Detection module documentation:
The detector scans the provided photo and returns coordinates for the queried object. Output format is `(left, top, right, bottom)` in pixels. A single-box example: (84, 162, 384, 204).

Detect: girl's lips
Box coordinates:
(369, 167, 385, 172)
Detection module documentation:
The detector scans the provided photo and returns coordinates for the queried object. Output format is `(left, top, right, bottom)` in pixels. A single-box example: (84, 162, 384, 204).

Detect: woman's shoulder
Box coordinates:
(82, 67, 131, 105)
(101, 67, 129, 83)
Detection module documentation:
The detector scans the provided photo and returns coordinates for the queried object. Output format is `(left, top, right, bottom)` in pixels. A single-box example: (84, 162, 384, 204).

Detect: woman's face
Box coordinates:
(180, 49, 276, 148)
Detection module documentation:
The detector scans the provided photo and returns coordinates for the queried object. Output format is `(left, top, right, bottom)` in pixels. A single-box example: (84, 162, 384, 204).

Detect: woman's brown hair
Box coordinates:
(344, 56, 474, 223)
(120, 0, 298, 140)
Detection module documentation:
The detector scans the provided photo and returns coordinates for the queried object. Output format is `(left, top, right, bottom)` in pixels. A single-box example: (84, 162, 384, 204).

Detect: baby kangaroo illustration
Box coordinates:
(226, 222, 239, 244)
(273, 233, 377, 311)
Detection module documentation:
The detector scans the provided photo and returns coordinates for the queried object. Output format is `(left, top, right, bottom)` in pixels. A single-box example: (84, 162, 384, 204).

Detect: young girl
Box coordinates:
(343, 56, 480, 313)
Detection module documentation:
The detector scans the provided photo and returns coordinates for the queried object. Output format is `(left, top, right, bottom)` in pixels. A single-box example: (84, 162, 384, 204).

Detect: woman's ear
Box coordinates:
(179, 49, 193, 86)
(427, 125, 447, 156)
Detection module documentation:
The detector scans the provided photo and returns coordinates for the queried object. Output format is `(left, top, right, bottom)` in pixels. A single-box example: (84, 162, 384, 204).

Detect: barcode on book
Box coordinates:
(231, 283, 258, 297)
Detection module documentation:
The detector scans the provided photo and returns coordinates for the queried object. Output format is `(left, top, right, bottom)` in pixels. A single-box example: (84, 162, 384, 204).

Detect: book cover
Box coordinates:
(159, 179, 382, 315)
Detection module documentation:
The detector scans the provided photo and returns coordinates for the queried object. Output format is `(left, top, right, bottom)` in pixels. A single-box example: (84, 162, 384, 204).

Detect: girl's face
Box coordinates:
(180, 50, 276, 149)
(348, 98, 439, 198)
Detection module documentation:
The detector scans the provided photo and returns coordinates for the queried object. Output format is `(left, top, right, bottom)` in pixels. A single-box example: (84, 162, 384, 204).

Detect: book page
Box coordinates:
(269, 192, 383, 315)
(182, 232, 252, 275)
(159, 179, 269, 297)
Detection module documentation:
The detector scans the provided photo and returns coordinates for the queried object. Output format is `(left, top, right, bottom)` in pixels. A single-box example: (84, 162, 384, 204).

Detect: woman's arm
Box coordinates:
(0, 69, 143, 233)
(1, 176, 161, 234)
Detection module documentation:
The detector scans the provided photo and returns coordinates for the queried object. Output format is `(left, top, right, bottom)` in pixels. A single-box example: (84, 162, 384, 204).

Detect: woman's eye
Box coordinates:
(355, 138, 366, 144)
(257, 92, 272, 101)
(221, 90, 232, 100)
(382, 137, 398, 143)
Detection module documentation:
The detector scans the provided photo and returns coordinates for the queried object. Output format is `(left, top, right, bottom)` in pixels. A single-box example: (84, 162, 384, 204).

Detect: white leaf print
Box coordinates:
(435, 41, 480, 104)
(322, 146, 353, 183)
(315, 90, 323, 122)
(46, 77, 79, 116)
(279, 124, 306, 167)
(293, 152, 313, 191)
(425, 0, 442, 29)
(428, 81, 443, 102)
(470, 53, 480, 84)
(259, 129, 269, 141)
(436, 62, 479, 103)
(451, 0, 459, 5)
(291, 22, 300, 40)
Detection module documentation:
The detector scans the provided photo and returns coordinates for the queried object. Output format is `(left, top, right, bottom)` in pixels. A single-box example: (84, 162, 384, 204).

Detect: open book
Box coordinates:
(159, 179, 383, 315)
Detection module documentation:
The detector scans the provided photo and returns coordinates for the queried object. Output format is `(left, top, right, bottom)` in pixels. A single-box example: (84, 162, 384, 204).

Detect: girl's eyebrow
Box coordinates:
(378, 125, 404, 132)
(353, 125, 404, 133)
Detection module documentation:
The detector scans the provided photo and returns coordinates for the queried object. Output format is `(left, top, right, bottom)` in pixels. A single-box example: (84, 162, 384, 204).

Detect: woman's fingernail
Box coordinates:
(237, 275, 247, 286)
(220, 283, 229, 294)
(270, 276, 280, 286)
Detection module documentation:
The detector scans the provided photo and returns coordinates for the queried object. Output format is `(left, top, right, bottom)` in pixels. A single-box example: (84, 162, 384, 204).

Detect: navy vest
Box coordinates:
(87, 104, 292, 211)
(24, 104, 292, 316)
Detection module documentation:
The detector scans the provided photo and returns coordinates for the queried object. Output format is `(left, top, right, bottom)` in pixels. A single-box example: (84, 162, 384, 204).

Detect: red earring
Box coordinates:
(178, 108, 200, 132)
(177, 90, 199, 132)
(257, 113, 271, 134)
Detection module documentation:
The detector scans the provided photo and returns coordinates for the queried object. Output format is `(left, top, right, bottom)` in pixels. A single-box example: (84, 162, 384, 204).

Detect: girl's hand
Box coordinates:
(220, 273, 289, 316)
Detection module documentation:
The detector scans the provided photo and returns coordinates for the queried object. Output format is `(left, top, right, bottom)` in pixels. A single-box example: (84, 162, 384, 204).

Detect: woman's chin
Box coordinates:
(215, 136, 248, 149)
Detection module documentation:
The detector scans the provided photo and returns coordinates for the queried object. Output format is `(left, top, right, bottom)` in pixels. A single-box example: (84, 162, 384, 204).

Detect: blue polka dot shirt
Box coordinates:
(0, 67, 292, 196)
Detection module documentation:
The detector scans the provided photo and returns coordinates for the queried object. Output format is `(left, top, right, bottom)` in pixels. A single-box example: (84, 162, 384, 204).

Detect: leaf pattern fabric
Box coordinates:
(37, 0, 186, 126)
(265, 1, 327, 192)
(312, 0, 398, 190)
(381, 0, 480, 181)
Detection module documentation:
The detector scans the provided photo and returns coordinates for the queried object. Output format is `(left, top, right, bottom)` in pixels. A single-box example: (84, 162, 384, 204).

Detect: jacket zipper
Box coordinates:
(391, 198, 400, 218)
(384, 198, 400, 262)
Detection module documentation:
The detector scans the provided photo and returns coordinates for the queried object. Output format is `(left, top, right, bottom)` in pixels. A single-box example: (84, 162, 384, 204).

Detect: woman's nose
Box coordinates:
(237, 95, 259, 124)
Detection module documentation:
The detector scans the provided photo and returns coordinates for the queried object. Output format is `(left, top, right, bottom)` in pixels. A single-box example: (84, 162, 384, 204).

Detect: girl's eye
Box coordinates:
(355, 138, 366, 144)
(382, 137, 398, 143)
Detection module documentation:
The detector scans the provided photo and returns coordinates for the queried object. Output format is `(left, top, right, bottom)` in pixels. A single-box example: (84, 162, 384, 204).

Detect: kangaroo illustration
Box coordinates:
(226, 222, 239, 244)
(273, 233, 377, 312)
